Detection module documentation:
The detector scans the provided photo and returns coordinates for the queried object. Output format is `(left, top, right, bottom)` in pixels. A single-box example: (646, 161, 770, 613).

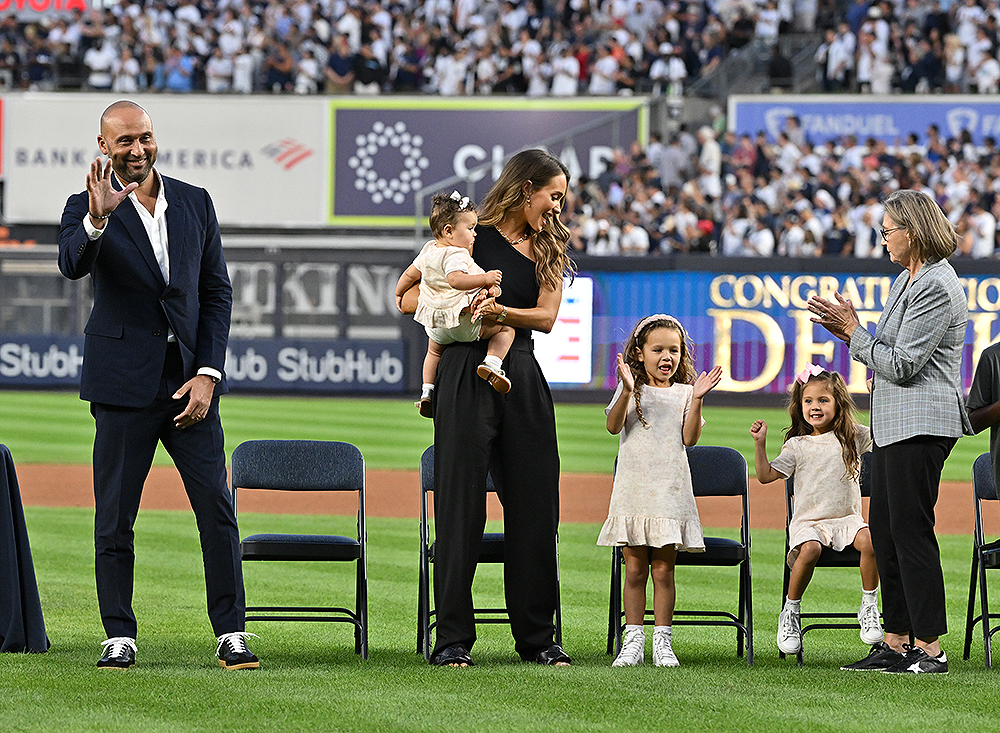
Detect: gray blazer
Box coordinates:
(849, 257, 972, 447)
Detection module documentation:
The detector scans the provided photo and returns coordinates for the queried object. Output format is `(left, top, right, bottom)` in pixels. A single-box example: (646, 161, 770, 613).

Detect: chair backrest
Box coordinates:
(420, 445, 496, 495)
(687, 445, 748, 498)
(785, 449, 872, 501)
(973, 452, 997, 502)
(231, 440, 365, 493)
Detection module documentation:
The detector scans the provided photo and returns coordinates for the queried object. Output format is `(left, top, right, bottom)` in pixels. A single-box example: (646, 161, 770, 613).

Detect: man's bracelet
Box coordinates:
(89, 211, 111, 220)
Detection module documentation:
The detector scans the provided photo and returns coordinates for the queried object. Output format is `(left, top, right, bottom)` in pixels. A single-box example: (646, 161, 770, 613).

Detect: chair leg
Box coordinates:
(965, 552, 979, 661)
(607, 548, 622, 655)
(417, 564, 426, 655)
(982, 561, 992, 670)
(744, 557, 754, 666)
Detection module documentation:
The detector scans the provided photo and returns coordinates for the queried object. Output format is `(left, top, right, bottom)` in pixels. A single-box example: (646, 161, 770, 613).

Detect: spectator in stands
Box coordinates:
(262, 40, 293, 93)
(962, 196, 998, 258)
(232, 45, 255, 94)
(697, 126, 723, 200)
(353, 43, 387, 94)
(550, 45, 580, 95)
(746, 215, 777, 256)
(112, 45, 140, 93)
(588, 44, 619, 95)
(163, 45, 196, 93)
(83, 37, 116, 91)
(325, 35, 354, 94)
(204, 47, 232, 93)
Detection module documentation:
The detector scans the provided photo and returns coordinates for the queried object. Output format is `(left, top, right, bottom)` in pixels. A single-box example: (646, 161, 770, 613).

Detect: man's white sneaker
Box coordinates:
(612, 628, 645, 667)
(858, 602, 884, 645)
(652, 631, 679, 667)
(777, 606, 802, 654)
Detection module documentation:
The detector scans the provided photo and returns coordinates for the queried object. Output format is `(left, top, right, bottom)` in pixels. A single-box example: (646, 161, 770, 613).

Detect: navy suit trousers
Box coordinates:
(92, 344, 244, 638)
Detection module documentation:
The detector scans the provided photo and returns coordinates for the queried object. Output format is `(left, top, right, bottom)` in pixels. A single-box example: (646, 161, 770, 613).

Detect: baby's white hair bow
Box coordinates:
(450, 190, 470, 209)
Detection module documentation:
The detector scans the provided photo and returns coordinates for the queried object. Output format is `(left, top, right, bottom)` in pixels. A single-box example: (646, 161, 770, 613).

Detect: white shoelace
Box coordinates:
(216, 631, 258, 656)
(101, 637, 137, 657)
(859, 603, 880, 630)
(614, 630, 645, 666)
(779, 608, 800, 638)
(653, 632, 677, 665)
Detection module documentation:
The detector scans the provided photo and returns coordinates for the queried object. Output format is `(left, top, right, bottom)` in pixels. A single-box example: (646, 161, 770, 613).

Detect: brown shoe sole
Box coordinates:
(476, 364, 511, 393)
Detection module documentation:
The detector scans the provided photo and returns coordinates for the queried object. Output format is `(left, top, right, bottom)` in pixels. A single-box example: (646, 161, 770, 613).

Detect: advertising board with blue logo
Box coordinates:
(730, 94, 1000, 145)
(5, 267, 999, 397)
(0, 335, 406, 393)
(565, 268, 999, 396)
(327, 97, 646, 226)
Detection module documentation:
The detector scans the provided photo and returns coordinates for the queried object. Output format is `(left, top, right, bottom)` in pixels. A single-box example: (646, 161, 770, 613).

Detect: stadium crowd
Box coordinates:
(3, 0, 1000, 96)
(0, 0, 830, 95)
(566, 117, 1000, 259)
(4, 0, 1000, 261)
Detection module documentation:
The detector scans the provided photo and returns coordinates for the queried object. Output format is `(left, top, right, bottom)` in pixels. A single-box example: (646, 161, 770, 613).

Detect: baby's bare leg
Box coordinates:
(422, 338, 448, 385)
(478, 322, 515, 362)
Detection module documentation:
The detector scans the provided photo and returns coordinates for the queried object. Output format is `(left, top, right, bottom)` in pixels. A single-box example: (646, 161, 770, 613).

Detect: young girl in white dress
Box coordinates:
(395, 191, 514, 417)
(750, 365, 882, 657)
(598, 314, 723, 667)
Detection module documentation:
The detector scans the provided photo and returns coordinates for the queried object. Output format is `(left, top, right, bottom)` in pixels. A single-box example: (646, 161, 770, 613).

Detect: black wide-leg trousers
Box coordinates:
(431, 337, 560, 660)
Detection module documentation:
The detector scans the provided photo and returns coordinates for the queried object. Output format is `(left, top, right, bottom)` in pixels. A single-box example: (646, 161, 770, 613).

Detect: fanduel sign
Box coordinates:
(731, 94, 1000, 145)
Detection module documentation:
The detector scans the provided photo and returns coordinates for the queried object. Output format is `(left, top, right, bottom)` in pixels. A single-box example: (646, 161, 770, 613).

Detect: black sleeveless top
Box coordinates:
(473, 225, 540, 341)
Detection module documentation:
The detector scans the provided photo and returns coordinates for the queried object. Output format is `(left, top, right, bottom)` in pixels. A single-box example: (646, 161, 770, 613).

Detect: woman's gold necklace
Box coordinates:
(498, 226, 530, 246)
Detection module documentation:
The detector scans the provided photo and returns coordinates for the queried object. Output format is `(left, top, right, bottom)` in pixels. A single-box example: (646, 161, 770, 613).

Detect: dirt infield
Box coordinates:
(15, 463, 982, 535)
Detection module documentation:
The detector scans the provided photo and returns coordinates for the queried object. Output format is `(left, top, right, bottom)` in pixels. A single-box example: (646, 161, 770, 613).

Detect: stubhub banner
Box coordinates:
(0, 335, 405, 393)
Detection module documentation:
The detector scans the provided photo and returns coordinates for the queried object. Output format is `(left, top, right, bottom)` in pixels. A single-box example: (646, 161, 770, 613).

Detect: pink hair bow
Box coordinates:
(795, 363, 825, 384)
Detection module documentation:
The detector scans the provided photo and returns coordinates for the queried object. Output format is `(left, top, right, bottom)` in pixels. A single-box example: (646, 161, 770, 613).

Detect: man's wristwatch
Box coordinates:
(496, 305, 508, 323)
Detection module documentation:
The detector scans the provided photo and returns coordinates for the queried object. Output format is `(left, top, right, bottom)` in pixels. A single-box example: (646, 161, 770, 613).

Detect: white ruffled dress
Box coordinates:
(769, 426, 872, 568)
(597, 381, 705, 552)
(412, 240, 483, 330)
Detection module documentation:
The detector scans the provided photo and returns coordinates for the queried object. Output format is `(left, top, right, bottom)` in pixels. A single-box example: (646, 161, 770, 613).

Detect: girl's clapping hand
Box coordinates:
(692, 365, 723, 398)
(616, 353, 634, 392)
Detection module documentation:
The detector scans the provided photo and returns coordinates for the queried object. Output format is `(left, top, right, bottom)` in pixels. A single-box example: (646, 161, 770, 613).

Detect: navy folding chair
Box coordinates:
(607, 445, 753, 665)
(231, 439, 368, 659)
(417, 445, 562, 660)
(779, 451, 874, 665)
(964, 451, 1000, 668)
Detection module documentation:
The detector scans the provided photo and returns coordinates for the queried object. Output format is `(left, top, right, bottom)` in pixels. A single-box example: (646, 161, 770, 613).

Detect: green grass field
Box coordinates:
(0, 390, 990, 480)
(2, 508, 996, 732)
(1, 392, 995, 732)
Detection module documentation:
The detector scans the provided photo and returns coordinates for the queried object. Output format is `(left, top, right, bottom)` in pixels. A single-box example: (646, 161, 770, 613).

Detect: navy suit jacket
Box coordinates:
(58, 173, 232, 408)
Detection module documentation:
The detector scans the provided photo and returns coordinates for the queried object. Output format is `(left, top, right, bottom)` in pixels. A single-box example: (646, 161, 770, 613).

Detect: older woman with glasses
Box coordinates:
(808, 189, 972, 674)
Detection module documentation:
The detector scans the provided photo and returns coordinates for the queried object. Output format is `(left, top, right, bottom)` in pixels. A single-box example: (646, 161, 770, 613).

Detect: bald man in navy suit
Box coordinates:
(58, 100, 257, 670)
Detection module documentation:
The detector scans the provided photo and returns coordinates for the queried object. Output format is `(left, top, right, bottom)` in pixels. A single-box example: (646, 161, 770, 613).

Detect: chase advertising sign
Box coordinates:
(327, 98, 646, 226)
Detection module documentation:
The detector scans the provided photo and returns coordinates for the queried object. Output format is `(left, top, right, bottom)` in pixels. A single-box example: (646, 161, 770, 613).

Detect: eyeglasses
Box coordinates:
(880, 226, 906, 241)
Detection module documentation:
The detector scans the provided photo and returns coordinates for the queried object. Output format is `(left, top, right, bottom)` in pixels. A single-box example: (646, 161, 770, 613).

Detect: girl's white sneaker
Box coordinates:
(858, 601, 884, 645)
(652, 631, 680, 667)
(612, 628, 645, 667)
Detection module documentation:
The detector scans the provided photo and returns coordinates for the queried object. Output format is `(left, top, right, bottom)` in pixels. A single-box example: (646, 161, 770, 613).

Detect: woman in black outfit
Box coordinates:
(407, 149, 574, 667)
